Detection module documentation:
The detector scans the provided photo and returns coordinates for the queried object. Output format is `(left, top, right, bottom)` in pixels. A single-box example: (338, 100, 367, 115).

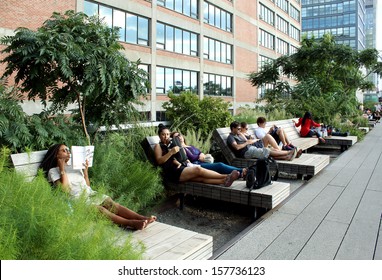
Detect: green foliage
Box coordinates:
(248, 34, 382, 124)
(235, 106, 293, 123)
(163, 92, 233, 139)
(90, 131, 164, 213)
(1, 10, 150, 144)
(182, 129, 212, 154)
(0, 148, 143, 259)
(0, 80, 85, 152)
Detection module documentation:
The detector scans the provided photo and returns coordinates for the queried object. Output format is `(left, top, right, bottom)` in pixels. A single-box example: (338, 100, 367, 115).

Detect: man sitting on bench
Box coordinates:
(227, 121, 302, 161)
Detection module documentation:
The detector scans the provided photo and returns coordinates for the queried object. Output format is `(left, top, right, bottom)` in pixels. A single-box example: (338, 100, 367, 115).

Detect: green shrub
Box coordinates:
(235, 106, 293, 123)
(0, 148, 143, 260)
(90, 131, 164, 213)
(182, 129, 212, 153)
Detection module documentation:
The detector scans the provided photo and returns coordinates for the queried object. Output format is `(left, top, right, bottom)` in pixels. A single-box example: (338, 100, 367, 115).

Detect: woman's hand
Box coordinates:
(170, 146, 180, 155)
(198, 153, 206, 162)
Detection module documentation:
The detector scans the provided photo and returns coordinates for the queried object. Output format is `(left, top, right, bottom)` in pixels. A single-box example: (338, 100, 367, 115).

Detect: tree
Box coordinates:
(162, 92, 233, 139)
(249, 34, 382, 123)
(1, 10, 149, 144)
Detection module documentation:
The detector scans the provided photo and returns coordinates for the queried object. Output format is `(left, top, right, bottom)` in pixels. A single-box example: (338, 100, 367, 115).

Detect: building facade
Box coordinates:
(0, 0, 301, 120)
(301, 0, 366, 50)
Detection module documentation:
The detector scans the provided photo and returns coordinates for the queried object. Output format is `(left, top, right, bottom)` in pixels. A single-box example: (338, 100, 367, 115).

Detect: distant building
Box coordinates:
(0, 0, 302, 120)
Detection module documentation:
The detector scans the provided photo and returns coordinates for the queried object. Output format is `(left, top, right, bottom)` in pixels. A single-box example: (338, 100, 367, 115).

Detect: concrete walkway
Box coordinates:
(214, 124, 382, 260)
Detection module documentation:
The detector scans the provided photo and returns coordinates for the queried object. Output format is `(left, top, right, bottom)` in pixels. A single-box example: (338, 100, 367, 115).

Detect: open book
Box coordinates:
(71, 146, 95, 170)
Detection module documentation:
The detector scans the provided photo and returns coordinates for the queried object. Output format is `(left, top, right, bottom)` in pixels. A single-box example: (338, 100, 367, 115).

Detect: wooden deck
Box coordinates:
(10, 150, 213, 260)
(114, 222, 213, 260)
(215, 123, 382, 260)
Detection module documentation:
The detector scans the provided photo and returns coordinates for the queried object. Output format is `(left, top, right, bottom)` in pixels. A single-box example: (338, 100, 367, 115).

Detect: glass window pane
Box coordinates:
(227, 77, 232, 96)
(99, 6, 112, 27)
(183, 31, 190, 55)
(203, 2, 209, 22)
(175, 28, 182, 53)
(215, 8, 221, 29)
(191, 33, 198, 56)
(209, 38, 215, 61)
(113, 10, 125, 41)
(165, 68, 174, 94)
(215, 41, 221, 62)
(156, 67, 165, 94)
(166, 26, 174, 52)
(191, 72, 197, 93)
(215, 75, 221, 95)
(203, 73, 209, 94)
(209, 74, 215, 95)
(166, 0, 174, 10)
(174, 69, 183, 93)
(221, 76, 227, 95)
(221, 11, 226, 30)
(138, 17, 149, 42)
(226, 44, 232, 63)
(183, 71, 191, 91)
(221, 43, 226, 63)
(184, 0, 191, 16)
(203, 37, 209, 58)
(126, 14, 137, 44)
(156, 23, 165, 48)
(84, 1, 98, 16)
(191, 0, 198, 18)
(175, 0, 182, 13)
(209, 5, 215, 26)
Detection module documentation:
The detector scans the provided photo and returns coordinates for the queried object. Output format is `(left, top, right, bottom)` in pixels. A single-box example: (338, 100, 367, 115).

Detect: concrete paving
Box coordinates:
(214, 124, 382, 260)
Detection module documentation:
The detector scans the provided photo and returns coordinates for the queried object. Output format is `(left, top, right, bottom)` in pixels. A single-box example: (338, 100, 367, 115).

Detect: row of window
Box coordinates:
(203, 1, 233, 32)
(302, 1, 357, 17)
(259, 7, 301, 42)
(157, 0, 233, 33)
(302, 0, 356, 6)
(157, 0, 198, 19)
(304, 26, 356, 40)
(156, 66, 233, 96)
(259, 29, 299, 55)
(303, 13, 356, 30)
(84, 0, 233, 64)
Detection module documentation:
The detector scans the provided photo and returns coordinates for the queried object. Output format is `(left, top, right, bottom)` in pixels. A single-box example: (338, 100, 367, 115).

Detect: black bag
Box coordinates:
(246, 157, 278, 192)
(168, 136, 188, 164)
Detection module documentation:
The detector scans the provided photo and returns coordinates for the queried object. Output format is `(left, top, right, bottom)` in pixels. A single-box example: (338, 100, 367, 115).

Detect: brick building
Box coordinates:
(0, 0, 301, 120)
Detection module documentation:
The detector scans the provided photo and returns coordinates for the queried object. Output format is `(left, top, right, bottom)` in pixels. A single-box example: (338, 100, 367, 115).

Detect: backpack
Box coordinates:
(168, 136, 188, 165)
(246, 157, 278, 192)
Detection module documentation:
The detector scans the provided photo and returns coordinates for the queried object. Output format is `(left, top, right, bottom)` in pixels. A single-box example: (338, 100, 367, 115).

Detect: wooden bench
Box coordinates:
(213, 121, 330, 180)
(142, 136, 291, 218)
(10, 150, 213, 260)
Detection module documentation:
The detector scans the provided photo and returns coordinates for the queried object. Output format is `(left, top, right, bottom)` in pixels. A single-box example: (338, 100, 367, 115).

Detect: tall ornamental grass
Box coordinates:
(0, 148, 144, 260)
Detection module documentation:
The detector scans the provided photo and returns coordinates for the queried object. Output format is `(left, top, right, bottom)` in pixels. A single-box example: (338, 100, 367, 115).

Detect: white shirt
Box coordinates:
(48, 165, 97, 199)
(254, 127, 267, 140)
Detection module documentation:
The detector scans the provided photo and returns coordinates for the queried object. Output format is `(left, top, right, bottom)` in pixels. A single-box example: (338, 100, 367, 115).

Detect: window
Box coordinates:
(260, 4, 275, 26)
(290, 4, 300, 22)
(158, 0, 199, 19)
(204, 1, 232, 32)
(277, 38, 289, 55)
(156, 67, 198, 94)
(259, 55, 274, 71)
(203, 73, 232, 96)
(203, 37, 233, 64)
(277, 15, 289, 34)
(259, 29, 275, 50)
(84, 1, 150, 46)
(156, 22, 199, 56)
(290, 24, 300, 41)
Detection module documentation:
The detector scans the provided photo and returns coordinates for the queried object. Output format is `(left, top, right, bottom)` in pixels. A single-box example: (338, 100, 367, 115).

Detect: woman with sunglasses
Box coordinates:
(170, 131, 247, 178)
(39, 144, 156, 230)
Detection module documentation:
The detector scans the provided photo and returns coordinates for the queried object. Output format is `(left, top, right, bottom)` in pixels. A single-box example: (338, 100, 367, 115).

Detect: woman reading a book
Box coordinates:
(40, 144, 156, 230)
(154, 124, 240, 187)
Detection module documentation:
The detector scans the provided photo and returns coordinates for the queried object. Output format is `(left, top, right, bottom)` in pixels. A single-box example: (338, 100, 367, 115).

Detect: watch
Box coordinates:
(60, 171, 65, 175)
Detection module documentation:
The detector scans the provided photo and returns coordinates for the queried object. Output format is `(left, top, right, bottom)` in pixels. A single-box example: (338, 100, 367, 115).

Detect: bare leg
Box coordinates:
(277, 128, 290, 146)
(97, 206, 147, 230)
(262, 134, 281, 150)
(102, 198, 156, 223)
(179, 165, 227, 183)
(270, 149, 295, 160)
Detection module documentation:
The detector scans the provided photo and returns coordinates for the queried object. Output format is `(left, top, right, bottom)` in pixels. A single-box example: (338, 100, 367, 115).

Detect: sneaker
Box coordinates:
(282, 145, 294, 151)
(224, 170, 240, 187)
(288, 143, 296, 149)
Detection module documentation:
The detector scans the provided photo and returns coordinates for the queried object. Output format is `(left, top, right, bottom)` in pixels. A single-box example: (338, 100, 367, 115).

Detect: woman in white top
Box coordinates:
(40, 144, 156, 230)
